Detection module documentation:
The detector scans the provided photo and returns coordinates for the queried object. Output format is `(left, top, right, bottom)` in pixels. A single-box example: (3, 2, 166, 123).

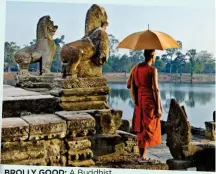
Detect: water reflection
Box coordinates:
(108, 82, 215, 128)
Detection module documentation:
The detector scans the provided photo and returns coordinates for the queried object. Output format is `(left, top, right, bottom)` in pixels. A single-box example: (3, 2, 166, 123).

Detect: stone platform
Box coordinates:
(50, 77, 110, 111)
(2, 85, 60, 117)
(15, 73, 62, 92)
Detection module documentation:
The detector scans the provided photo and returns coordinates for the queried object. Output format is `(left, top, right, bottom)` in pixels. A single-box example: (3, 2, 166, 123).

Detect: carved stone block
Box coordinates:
(1, 141, 45, 163)
(166, 99, 191, 160)
(117, 130, 138, 154)
(67, 139, 91, 150)
(204, 121, 216, 140)
(68, 159, 95, 167)
(44, 139, 66, 157)
(45, 155, 67, 166)
(53, 77, 108, 89)
(21, 114, 67, 140)
(50, 86, 110, 97)
(92, 109, 122, 134)
(3, 87, 59, 117)
(8, 158, 47, 166)
(16, 74, 57, 89)
(1, 118, 29, 142)
(68, 149, 93, 161)
(60, 95, 107, 102)
(166, 159, 193, 170)
(55, 111, 96, 138)
(119, 119, 130, 133)
(60, 101, 108, 111)
(90, 134, 122, 157)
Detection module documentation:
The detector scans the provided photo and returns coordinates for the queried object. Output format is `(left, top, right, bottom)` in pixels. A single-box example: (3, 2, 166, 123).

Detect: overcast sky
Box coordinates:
(5, 1, 215, 56)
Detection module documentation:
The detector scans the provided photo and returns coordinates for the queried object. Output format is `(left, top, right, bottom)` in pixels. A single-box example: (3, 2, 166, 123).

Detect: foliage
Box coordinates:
(4, 42, 20, 67)
(4, 34, 216, 75)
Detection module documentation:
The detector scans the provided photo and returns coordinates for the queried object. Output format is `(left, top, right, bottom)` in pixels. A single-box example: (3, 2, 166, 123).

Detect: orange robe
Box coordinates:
(127, 63, 161, 149)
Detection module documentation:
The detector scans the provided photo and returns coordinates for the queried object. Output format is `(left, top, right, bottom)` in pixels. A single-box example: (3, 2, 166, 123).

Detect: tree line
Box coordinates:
(4, 34, 216, 83)
(105, 35, 215, 74)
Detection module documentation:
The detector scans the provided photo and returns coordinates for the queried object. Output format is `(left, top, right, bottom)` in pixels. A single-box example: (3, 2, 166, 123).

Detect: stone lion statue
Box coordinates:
(60, 4, 109, 78)
(14, 15, 58, 76)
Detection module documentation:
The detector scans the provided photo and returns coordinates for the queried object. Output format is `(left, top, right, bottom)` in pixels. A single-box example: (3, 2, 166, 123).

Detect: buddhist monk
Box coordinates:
(127, 49, 163, 163)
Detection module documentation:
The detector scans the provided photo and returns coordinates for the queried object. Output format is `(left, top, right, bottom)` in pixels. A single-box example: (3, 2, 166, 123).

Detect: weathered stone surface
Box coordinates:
(92, 109, 122, 134)
(68, 149, 93, 161)
(60, 95, 107, 102)
(1, 141, 45, 163)
(60, 101, 108, 111)
(68, 159, 95, 167)
(119, 119, 130, 132)
(60, 4, 109, 78)
(1, 118, 29, 142)
(55, 112, 96, 137)
(45, 155, 67, 166)
(54, 77, 108, 89)
(67, 139, 91, 150)
(192, 144, 216, 171)
(16, 75, 56, 89)
(44, 139, 66, 156)
(8, 158, 47, 166)
(50, 86, 110, 97)
(3, 86, 60, 118)
(14, 16, 58, 76)
(166, 99, 191, 160)
(166, 159, 193, 170)
(191, 126, 205, 136)
(90, 134, 122, 157)
(182, 144, 203, 159)
(95, 152, 168, 170)
(204, 121, 216, 140)
(22, 114, 67, 140)
(117, 130, 138, 154)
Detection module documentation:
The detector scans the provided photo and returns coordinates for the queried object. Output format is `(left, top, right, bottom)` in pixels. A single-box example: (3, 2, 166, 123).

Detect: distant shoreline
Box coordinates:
(103, 73, 216, 84)
(3, 72, 216, 84)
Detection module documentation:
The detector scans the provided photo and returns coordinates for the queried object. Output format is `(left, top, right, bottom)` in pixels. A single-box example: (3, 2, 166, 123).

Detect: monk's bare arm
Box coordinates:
(127, 74, 132, 89)
(152, 68, 162, 113)
(127, 65, 136, 89)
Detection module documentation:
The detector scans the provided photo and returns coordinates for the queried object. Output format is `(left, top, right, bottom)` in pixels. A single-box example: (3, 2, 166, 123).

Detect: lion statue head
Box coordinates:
(36, 15, 58, 41)
(84, 4, 109, 37)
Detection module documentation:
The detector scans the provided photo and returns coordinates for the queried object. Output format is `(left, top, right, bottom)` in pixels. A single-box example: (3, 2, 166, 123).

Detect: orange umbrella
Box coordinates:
(117, 27, 181, 50)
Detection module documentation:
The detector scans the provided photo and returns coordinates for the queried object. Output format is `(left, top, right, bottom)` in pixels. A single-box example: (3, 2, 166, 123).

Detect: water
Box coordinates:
(3, 78, 215, 128)
(107, 82, 216, 128)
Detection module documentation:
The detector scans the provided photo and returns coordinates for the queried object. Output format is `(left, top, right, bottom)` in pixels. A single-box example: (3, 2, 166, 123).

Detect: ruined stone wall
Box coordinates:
(1, 109, 138, 167)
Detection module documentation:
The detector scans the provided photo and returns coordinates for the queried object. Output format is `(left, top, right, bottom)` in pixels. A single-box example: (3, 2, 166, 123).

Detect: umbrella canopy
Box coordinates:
(117, 29, 181, 50)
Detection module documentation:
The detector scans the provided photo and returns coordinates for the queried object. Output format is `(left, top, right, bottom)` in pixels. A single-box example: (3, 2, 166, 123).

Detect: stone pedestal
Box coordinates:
(21, 114, 67, 140)
(2, 118, 29, 142)
(67, 138, 95, 167)
(1, 141, 46, 165)
(55, 111, 96, 138)
(166, 159, 193, 170)
(3, 86, 59, 118)
(50, 77, 110, 111)
(204, 121, 216, 140)
(16, 73, 61, 92)
(55, 111, 96, 166)
(92, 109, 122, 134)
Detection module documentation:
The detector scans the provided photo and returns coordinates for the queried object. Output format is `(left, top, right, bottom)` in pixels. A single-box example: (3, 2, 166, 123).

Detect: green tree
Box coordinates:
(108, 34, 119, 55)
(51, 35, 65, 72)
(102, 64, 112, 73)
(186, 49, 197, 84)
(154, 56, 165, 72)
(120, 54, 130, 76)
(166, 40, 182, 74)
(195, 51, 215, 74)
(4, 41, 20, 69)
